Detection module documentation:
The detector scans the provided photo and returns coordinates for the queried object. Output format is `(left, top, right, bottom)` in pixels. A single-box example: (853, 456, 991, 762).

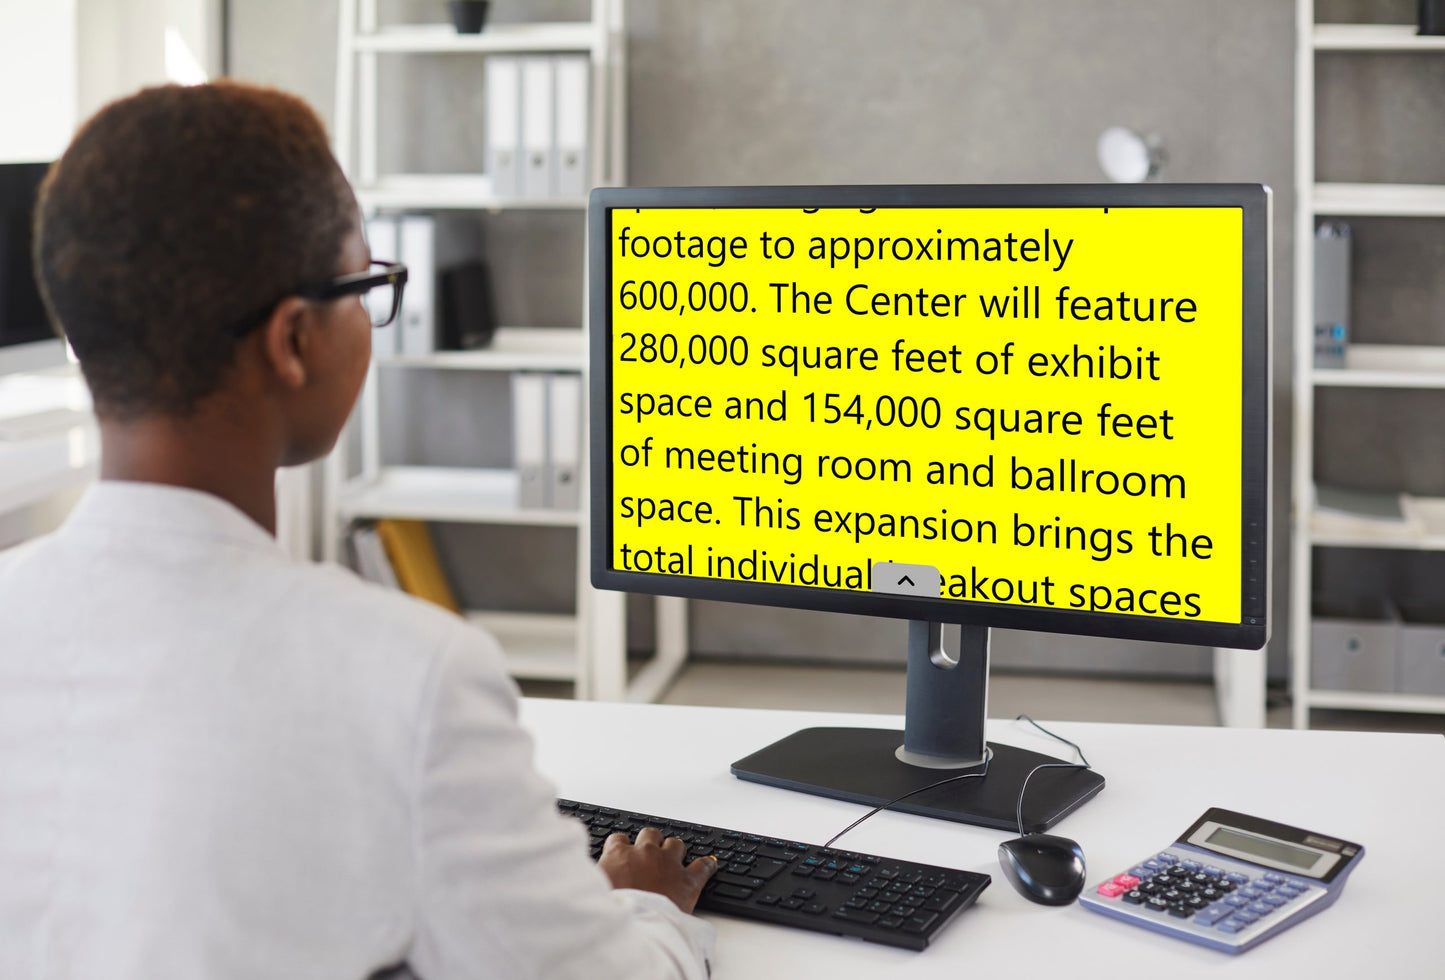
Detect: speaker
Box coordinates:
(439, 261, 497, 350)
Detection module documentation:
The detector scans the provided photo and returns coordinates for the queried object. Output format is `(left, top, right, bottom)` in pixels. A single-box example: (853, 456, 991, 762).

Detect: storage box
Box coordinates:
(1311, 601, 1398, 692)
(1398, 605, 1445, 697)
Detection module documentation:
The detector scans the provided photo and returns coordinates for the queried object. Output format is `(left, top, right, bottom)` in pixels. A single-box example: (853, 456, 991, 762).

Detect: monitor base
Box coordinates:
(731, 726, 1105, 834)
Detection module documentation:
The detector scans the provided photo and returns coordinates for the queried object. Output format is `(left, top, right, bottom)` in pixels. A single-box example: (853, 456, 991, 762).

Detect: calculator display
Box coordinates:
(1204, 828, 1319, 871)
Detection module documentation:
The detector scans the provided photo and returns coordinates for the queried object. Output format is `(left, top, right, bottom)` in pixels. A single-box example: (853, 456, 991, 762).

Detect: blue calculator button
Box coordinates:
(1263, 894, 1290, 908)
(1240, 885, 1268, 899)
(1247, 902, 1275, 916)
(1280, 884, 1307, 897)
(1263, 873, 1285, 884)
(1195, 903, 1233, 927)
(1224, 872, 1249, 884)
(1283, 878, 1309, 890)
(1234, 910, 1260, 925)
(1159, 853, 1181, 864)
(1129, 865, 1151, 878)
(1217, 918, 1248, 934)
(1224, 894, 1250, 908)
(1180, 859, 1202, 871)
(1202, 866, 1225, 877)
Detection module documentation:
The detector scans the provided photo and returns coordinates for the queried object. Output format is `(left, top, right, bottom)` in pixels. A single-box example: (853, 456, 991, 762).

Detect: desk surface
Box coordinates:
(519, 698, 1445, 979)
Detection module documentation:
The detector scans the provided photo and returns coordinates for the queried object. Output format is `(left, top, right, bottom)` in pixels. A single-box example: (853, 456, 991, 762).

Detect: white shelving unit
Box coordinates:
(325, 1, 687, 703)
(1290, 2, 1445, 725)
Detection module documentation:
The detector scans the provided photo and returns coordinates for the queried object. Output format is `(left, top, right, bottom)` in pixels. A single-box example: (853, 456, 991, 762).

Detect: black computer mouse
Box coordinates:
(997, 833, 1087, 906)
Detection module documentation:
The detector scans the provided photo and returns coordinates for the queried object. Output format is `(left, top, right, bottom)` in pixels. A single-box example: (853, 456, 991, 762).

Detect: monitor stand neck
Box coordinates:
(900, 622, 989, 768)
(730, 620, 1106, 833)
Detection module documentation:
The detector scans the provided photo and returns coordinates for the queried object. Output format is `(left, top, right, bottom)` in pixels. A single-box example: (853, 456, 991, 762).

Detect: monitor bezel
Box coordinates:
(589, 183, 1270, 650)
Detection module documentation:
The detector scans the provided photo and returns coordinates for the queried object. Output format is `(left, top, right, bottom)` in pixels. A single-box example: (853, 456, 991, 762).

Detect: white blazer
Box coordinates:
(0, 482, 714, 979)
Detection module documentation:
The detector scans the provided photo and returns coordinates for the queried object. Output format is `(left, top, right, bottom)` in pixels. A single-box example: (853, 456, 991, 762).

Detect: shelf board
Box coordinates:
(1303, 688, 1445, 715)
(1311, 182, 1445, 216)
(1311, 495, 1445, 551)
(1312, 344, 1445, 388)
(338, 466, 580, 525)
(382, 327, 585, 371)
(352, 22, 599, 54)
(465, 610, 579, 680)
(357, 174, 587, 211)
(1313, 24, 1445, 51)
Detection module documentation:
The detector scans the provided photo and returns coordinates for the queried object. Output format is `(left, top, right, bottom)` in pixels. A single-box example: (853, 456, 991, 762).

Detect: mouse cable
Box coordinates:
(821, 756, 992, 848)
(822, 715, 1092, 848)
(1012, 714, 1092, 838)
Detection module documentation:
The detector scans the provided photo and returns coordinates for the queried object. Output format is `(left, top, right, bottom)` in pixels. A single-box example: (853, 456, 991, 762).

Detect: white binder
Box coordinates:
(521, 56, 556, 200)
(397, 214, 435, 357)
(553, 57, 589, 198)
(546, 373, 582, 511)
(362, 215, 398, 359)
(485, 56, 521, 199)
(512, 373, 549, 508)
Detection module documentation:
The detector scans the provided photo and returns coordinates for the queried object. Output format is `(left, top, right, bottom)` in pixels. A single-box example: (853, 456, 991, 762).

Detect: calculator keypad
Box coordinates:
(1095, 852, 1314, 936)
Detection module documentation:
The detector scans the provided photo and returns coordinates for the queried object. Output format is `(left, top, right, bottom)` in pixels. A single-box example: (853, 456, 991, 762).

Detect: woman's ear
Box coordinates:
(257, 296, 314, 391)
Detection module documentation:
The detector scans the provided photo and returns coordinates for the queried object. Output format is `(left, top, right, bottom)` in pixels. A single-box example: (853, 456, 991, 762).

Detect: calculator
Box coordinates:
(1079, 808, 1364, 953)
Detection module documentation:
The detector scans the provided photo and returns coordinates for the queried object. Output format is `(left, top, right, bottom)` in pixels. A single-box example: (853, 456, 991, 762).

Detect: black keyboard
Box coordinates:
(558, 799, 990, 951)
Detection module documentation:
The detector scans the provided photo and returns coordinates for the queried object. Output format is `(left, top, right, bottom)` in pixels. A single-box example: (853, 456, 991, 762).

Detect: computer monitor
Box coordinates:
(589, 184, 1270, 833)
(0, 162, 67, 375)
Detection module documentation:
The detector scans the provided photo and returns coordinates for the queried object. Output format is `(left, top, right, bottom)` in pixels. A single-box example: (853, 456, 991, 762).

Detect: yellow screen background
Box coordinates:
(608, 206, 1244, 623)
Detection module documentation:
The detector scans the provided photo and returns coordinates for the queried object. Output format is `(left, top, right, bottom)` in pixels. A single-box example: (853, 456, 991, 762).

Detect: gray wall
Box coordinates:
(227, 0, 1438, 681)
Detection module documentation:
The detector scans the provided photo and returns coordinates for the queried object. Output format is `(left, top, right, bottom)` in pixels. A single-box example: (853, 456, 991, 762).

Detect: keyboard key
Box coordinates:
(757, 894, 779, 906)
(902, 912, 939, 935)
(924, 892, 960, 913)
(878, 917, 904, 930)
(832, 908, 880, 925)
(712, 885, 754, 901)
(752, 860, 787, 881)
(802, 902, 828, 915)
(791, 866, 814, 878)
(714, 873, 765, 889)
(780, 897, 805, 910)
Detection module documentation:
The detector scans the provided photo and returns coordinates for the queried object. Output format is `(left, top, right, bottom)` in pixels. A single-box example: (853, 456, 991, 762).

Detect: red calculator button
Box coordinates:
(1097, 882, 1129, 898)
(1114, 874, 1141, 889)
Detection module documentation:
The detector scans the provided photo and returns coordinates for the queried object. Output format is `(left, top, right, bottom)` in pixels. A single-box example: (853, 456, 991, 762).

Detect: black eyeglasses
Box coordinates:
(226, 261, 409, 337)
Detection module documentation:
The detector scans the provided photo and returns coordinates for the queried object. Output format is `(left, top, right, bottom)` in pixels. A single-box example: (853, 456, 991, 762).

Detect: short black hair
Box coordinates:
(34, 81, 356, 418)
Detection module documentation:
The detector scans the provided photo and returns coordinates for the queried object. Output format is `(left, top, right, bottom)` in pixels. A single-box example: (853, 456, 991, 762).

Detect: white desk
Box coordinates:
(0, 368, 97, 548)
(520, 699, 1445, 979)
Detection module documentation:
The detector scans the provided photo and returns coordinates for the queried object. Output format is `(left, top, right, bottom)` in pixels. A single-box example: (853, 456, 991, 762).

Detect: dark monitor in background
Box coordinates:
(589, 184, 1270, 832)
(0, 162, 66, 375)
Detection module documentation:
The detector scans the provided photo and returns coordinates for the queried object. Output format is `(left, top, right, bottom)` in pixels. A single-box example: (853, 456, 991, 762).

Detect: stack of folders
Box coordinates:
(512, 372, 583, 510)
(486, 55, 590, 201)
(365, 213, 436, 359)
(349, 518, 461, 613)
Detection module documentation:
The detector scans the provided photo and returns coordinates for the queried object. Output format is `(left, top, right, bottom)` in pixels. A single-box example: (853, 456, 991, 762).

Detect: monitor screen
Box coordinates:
(590, 185, 1269, 651)
(0, 163, 55, 351)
